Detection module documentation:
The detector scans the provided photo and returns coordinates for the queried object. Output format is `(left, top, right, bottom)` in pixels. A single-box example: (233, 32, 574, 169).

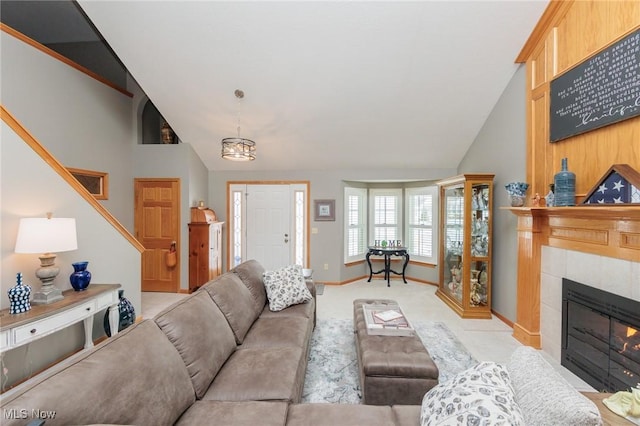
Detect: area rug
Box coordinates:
(301, 318, 477, 404)
(315, 283, 325, 295)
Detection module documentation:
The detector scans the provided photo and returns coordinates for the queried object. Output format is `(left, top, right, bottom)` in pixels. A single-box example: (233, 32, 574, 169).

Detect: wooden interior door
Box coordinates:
(134, 178, 180, 292)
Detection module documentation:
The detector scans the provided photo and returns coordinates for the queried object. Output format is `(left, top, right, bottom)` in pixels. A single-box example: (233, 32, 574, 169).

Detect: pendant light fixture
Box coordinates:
(221, 89, 256, 161)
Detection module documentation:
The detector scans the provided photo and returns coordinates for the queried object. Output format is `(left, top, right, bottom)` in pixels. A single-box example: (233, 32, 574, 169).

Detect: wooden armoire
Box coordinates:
(188, 207, 223, 292)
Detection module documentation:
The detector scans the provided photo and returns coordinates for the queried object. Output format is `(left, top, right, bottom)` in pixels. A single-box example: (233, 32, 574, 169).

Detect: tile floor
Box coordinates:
(141, 277, 594, 392)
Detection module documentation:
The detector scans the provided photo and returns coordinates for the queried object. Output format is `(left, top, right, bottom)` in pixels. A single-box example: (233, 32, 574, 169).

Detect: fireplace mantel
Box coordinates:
(507, 206, 640, 348)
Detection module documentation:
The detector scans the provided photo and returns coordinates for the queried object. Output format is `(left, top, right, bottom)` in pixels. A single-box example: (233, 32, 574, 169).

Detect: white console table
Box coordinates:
(0, 284, 121, 353)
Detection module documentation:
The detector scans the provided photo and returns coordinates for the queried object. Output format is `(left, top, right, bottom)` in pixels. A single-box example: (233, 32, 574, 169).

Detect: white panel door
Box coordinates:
(246, 185, 291, 270)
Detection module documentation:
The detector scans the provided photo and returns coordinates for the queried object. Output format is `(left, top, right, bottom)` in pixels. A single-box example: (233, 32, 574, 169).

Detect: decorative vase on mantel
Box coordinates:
(70, 261, 91, 291)
(505, 182, 529, 207)
(554, 157, 576, 206)
(104, 290, 136, 337)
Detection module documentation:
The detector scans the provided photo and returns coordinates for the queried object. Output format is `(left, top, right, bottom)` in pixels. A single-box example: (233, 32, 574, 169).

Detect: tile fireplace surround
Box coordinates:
(540, 246, 640, 362)
(508, 206, 640, 353)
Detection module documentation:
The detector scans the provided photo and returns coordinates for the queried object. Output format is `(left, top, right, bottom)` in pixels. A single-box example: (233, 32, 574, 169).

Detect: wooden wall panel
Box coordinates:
(523, 0, 640, 201)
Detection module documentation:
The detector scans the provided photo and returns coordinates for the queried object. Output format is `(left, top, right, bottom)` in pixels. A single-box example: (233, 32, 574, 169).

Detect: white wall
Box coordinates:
(457, 65, 527, 321)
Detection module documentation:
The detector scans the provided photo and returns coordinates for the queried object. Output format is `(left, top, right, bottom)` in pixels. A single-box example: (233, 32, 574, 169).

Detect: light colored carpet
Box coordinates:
(301, 318, 477, 404)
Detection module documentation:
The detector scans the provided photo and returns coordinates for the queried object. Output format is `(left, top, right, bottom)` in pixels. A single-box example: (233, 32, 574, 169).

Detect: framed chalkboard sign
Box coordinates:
(550, 28, 640, 142)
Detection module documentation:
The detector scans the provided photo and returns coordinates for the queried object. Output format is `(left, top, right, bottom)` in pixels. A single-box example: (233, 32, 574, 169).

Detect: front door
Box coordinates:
(246, 184, 291, 270)
(134, 178, 180, 292)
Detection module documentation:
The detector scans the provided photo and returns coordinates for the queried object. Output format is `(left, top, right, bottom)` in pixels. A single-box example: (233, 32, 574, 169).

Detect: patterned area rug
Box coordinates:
(301, 318, 477, 404)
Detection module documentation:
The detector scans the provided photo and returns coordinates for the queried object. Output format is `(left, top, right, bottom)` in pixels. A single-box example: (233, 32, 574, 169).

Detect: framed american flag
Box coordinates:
(582, 164, 640, 205)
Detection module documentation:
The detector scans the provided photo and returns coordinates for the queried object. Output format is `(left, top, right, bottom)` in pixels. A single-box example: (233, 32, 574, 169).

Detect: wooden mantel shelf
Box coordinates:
(505, 206, 640, 348)
(505, 205, 640, 220)
(505, 206, 640, 262)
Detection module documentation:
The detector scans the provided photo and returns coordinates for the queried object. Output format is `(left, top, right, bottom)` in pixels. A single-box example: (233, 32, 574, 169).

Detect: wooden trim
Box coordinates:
(1, 106, 144, 253)
(0, 23, 133, 98)
(515, 0, 572, 63)
(66, 167, 109, 200)
(225, 181, 311, 271)
(407, 277, 438, 286)
(491, 309, 514, 328)
(507, 206, 640, 347)
(178, 288, 192, 294)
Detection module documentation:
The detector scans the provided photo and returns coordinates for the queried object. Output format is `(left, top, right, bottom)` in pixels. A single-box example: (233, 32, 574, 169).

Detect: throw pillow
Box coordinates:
(262, 264, 313, 312)
(420, 361, 525, 426)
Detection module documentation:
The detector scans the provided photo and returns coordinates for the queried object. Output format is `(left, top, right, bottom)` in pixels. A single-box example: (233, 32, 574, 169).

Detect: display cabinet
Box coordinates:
(188, 207, 223, 292)
(436, 174, 494, 319)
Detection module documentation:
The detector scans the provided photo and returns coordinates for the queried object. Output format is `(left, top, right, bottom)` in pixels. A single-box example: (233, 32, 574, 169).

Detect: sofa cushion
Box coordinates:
(287, 404, 396, 426)
(263, 264, 313, 312)
(507, 346, 602, 426)
(202, 272, 258, 344)
(0, 321, 195, 426)
(154, 291, 237, 399)
(420, 361, 525, 426)
(203, 346, 306, 403)
(233, 259, 267, 316)
(176, 401, 288, 426)
(392, 405, 422, 426)
(260, 296, 315, 321)
(240, 316, 312, 350)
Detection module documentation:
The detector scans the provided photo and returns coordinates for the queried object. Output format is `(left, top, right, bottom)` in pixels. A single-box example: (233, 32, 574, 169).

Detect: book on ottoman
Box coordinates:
(363, 304, 415, 336)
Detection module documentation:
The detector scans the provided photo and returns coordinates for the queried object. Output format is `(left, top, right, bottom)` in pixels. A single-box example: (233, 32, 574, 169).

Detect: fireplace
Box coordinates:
(562, 278, 640, 392)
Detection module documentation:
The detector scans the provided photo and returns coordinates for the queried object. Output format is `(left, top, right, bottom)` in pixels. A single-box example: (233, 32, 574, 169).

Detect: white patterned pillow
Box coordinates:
(420, 361, 525, 426)
(262, 264, 313, 312)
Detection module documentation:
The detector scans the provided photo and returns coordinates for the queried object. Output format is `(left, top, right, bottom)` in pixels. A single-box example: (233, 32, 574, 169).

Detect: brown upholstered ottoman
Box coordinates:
(353, 299, 439, 406)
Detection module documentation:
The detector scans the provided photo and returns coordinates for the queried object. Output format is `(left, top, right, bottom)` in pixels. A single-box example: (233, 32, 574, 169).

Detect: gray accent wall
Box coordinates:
(457, 65, 526, 321)
(209, 167, 455, 284)
(132, 143, 209, 290)
(1, 30, 141, 388)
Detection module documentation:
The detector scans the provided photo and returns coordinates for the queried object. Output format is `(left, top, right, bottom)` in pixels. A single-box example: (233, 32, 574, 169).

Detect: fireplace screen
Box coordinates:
(562, 278, 640, 392)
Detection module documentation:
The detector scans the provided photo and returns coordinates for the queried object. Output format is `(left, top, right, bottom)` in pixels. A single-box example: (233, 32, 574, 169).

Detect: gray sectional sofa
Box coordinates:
(0, 259, 605, 426)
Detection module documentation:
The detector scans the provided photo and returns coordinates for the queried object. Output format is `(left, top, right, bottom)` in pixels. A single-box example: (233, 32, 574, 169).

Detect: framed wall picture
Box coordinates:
(67, 167, 109, 200)
(314, 199, 335, 221)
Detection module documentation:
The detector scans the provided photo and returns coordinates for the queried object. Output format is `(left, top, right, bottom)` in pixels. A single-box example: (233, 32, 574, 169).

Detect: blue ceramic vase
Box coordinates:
(70, 261, 91, 291)
(8, 272, 31, 314)
(103, 290, 136, 337)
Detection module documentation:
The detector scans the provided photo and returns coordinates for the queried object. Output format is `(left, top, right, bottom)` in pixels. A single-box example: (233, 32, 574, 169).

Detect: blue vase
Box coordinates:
(554, 158, 576, 206)
(8, 272, 31, 314)
(70, 261, 91, 291)
(103, 290, 136, 337)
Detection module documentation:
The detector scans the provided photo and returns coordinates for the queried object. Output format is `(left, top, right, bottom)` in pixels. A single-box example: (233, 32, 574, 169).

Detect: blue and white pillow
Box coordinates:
(420, 361, 525, 426)
(262, 264, 312, 312)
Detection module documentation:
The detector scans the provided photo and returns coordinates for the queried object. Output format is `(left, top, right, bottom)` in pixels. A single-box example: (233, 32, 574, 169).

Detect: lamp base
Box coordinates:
(32, 285, 63, 305)
(31, 253, 64, 304)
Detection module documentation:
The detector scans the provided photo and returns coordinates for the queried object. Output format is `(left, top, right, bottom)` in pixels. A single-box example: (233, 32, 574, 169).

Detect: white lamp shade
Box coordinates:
(15, 218, 78, 254)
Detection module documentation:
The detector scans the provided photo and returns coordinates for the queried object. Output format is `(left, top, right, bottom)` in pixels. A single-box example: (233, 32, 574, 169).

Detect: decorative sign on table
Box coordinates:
(550, 29, 640, 143)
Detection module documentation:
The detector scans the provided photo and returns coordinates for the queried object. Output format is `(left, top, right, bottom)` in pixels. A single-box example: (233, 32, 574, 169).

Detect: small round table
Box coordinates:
(366, 246, 410, 287)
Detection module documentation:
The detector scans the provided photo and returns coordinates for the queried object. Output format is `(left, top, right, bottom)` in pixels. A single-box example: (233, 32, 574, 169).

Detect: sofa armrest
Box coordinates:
(305, 279, 316, 299)
(507, 346, 602, 426)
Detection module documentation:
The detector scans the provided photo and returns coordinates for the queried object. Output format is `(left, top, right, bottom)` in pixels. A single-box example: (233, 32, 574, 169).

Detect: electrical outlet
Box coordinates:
(323, 263, 329, 270)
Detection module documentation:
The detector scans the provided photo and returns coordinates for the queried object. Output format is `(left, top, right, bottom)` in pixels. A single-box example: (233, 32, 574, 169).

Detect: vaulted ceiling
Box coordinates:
(73, 2, 548, 172)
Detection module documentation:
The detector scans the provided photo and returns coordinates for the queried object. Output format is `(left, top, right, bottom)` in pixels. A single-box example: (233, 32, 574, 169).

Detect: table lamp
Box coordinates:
(14, 213, 78, 304)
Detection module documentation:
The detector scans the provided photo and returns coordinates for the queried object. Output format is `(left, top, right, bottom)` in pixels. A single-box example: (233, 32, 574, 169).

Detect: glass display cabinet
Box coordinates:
(436, 174, 494, 319)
